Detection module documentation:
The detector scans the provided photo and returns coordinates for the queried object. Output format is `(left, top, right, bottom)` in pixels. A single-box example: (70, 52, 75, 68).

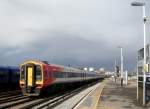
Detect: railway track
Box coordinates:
(31, 81, 101, 109)
(0, 86, 20, 93)
(0, 90, 21, 100)
(0, 90, 79, 109)
(0, 96, 34, 109)
(0, 95, 28, 104)
(0, 90, 21, 96)
(29, 89, 81, 109)
(0, 80, 102, 109)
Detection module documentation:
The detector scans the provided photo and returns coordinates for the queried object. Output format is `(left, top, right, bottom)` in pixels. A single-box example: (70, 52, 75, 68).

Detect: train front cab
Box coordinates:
(20, 62, 43, 96)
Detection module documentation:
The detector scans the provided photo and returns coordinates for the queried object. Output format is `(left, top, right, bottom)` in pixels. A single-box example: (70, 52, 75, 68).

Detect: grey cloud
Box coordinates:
(0, 0, 149, 71)
(0, 31, 136, 71)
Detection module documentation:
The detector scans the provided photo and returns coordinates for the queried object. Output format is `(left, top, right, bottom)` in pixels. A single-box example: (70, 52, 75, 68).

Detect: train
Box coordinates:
(20, 60, 103, 96)
(0, 66, 20, 88)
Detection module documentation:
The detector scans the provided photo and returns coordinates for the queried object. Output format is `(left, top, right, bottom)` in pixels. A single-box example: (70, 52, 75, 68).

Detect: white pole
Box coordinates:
(115, 59, 117, 82)
(125, 70, 128, 85)
(121, 47, 123, 86)
(131, 2, 146, 105)
(115, 59, 116, 73)
(137, 58, 139, 100)
(143, 5, 146, 106)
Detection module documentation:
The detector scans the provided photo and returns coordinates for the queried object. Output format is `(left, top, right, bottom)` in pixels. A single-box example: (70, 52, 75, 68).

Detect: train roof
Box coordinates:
(22, 60, 86, 73)
(21, 60, 98, 74)
(50, 64, 83, 73)
(21, 60, 47, 66)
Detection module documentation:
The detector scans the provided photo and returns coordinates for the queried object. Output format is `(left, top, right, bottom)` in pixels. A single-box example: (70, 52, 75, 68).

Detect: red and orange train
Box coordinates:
(20, 60, 103, 96)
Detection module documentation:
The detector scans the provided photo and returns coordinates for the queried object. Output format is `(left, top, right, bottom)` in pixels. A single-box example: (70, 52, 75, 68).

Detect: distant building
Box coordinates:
(99, 68, 104, 73)
(96, 68, 106, 77)
(89, 67, 94, 72)
(83, 67, 88, 71)
(137, 44, 150, 82)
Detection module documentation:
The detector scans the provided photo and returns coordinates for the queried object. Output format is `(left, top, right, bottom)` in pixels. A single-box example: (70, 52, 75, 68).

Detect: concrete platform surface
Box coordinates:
(54, 82, 103, 109)
(75, 81, 105, 109)
(97, 78, 148, 109)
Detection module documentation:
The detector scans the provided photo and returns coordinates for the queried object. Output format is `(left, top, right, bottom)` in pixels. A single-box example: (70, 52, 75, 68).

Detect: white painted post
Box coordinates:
(137, 60, 139, 100)
(125, 70, 128, 85)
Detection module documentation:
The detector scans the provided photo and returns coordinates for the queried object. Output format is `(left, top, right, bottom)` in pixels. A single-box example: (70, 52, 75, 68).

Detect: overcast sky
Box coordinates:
(0, 0, 150, 71)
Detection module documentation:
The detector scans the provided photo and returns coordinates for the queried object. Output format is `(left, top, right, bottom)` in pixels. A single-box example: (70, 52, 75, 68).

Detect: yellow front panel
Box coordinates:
(27, 67, 33, 86)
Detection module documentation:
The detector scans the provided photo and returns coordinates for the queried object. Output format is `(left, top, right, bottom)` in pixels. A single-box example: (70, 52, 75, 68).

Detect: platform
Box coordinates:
(97, 78, 147, 109)
(74, 81, 105, 109)
(54, 78, 148, 109)
(54, 81, 104, 109)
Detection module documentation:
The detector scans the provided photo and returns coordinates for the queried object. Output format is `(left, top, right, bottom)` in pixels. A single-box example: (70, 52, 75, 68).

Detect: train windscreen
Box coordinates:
(36, 65, 42, 81)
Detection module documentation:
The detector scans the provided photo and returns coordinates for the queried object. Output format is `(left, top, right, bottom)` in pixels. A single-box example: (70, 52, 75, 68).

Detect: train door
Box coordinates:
(27, 66, 33, 86)
(26, 65, 35, 88)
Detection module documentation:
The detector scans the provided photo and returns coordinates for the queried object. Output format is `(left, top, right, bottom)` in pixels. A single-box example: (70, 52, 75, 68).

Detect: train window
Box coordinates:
(54, 72, 65, 78)
(67, 72, 82, 78)
(21, 66, 25, 81)
(68, 72, 73, 77)
(70, 72, 76, 77)
(36, 65, 42, 81)
(54, 72, 60, 78)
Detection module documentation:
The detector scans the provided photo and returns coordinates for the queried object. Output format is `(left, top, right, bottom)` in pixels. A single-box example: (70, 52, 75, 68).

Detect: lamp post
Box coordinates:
(114, 59, 117, 82)
(131, 1, 147, 106)
(118, 46, 123, 86)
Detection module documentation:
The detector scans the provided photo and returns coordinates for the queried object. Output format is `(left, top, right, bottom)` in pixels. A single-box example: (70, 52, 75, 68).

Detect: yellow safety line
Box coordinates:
(93, 81, 106, 109)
